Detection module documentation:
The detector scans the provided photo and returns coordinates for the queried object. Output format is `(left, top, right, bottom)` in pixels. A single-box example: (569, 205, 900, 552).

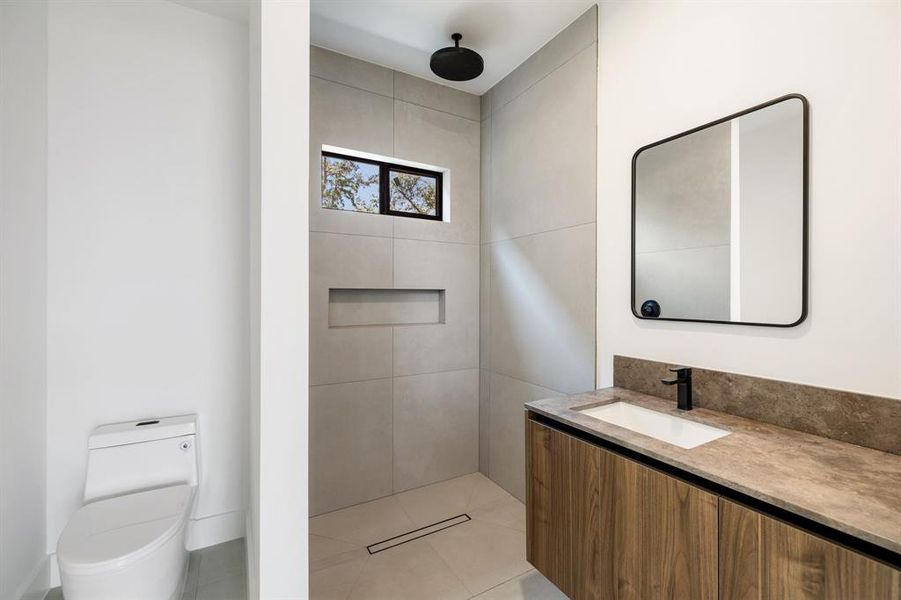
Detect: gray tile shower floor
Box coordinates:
(44, 538, 247, 600)
(310, 472, 566, 599)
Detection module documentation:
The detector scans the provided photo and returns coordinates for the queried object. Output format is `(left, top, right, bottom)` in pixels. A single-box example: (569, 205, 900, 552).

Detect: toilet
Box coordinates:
(57, 415, 199, 600)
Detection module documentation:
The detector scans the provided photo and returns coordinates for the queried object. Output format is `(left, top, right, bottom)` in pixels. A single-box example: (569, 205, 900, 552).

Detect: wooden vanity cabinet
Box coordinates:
(526, 418, 718, 600)
(719, 499, 900, 600)
(526, 416, 900, 600)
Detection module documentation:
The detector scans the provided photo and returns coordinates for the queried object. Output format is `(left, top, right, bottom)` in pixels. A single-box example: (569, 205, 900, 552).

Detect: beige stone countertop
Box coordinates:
(526, 387, 901, 555)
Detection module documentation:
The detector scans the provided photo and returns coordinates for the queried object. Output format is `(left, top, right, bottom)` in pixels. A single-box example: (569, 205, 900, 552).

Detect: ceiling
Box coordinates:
(311, 0, 596, 95)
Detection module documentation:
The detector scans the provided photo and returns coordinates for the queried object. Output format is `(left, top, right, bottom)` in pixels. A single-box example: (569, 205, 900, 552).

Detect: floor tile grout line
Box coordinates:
(467, 568, 536, 599)
(422, 525, 476, 597)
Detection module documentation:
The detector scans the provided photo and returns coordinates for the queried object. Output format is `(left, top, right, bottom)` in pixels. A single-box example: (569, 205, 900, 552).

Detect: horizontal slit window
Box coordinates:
(321, 151, 443, 221)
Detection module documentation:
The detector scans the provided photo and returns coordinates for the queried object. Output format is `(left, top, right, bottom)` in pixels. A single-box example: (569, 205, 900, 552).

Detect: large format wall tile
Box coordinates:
(393, 101, 480, 244)
(479, 244, 490, 370)
(311, 46, 394, 97)
(480, 118, 492, 245)
(393, 369, 480, 491)
(487, 372, 563, 501)
(310, 232, 393, 385)
(310, 77, 394, 237)
(489, 223, 596, 394)
(394, 71, 480, 120)
(479, 369, 490, 474)
(489, 43, 597, 242)
(393, 239, 478, 376)
(487, 6, 597, 115)
(310, 379, 394, 515)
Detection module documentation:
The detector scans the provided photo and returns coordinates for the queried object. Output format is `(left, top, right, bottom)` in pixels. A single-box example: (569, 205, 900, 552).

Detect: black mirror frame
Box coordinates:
(630, 93, 809, 328)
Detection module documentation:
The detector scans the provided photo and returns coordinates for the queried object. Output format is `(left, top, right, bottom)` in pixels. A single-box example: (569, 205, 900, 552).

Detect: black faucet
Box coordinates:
(661, 367, 693, 411)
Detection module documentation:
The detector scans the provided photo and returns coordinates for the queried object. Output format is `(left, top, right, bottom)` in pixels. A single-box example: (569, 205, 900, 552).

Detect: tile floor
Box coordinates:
(310, 472, 567, 599)
(44, 538, 247, 600)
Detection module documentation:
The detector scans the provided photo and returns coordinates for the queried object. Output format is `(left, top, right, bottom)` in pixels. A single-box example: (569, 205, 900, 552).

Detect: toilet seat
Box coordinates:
(58, 484, 194, 575)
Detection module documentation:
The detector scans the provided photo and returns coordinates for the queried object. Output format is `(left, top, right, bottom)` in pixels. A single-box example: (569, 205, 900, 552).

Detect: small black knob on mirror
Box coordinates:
(641, 300, 661, 318)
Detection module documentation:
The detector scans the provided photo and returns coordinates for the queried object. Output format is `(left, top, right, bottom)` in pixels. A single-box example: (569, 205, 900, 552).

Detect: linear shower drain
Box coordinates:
(366, 514, 471, 554)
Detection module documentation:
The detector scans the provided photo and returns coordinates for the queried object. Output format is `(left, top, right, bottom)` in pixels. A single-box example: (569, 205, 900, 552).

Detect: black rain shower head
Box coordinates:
(430, 33, 483, 82)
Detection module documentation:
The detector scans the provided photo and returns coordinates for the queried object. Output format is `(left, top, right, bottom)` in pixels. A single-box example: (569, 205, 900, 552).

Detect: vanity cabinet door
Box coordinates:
(526, 418, 718, 600)
(598, 446, 718, 599)
(526, 419, 574, 596)
(719, 499, 901, 599)
(526, 419, 604, 600)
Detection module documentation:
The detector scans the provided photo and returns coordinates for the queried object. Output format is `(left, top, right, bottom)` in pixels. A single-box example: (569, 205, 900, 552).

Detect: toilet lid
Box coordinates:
(58, 484, 194, 575)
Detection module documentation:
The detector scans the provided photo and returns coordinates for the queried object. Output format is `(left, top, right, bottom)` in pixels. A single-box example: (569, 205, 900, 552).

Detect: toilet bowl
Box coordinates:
(57, 416, 198, 600)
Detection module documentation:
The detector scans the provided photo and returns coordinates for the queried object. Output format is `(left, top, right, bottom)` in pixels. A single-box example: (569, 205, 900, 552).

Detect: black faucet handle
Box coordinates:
(661, 366, 691, 385)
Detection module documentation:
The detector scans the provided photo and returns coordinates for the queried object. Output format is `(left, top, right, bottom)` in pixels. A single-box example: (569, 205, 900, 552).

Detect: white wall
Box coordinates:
(0, 2, 49, 599)
(248, 1, 309, 598)
(45, 0, 249, 578)
(597, 1, 901, 398)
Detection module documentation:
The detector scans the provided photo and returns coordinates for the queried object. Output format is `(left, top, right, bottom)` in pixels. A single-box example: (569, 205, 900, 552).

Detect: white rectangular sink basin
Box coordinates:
(579, 402, 730, 449)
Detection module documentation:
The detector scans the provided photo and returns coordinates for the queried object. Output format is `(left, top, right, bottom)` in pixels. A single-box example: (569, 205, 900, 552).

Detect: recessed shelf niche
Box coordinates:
(328, 288, 446, 328)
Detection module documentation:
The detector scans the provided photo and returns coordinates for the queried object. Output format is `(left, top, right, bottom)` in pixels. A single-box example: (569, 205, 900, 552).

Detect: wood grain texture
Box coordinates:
(719, 499, 762, 600)
(597, 444, 718, 599)
(720, 499, 901, 600)
(760, 512, 900, 599)
(526, 420, 572, 596)
(570, 436, 602, 600)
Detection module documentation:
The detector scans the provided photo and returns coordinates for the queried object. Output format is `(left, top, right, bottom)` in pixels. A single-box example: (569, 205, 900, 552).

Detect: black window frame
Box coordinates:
(321, 150, 443, 221)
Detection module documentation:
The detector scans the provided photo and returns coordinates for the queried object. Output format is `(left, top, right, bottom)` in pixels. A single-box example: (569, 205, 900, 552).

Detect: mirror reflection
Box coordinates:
(632, 95, 807, 326)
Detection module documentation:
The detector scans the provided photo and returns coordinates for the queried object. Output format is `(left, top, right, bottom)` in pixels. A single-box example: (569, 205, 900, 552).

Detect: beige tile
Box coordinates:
(634, 121, 731, 253)
(312, 46, 394, 97)
(479, 369, 490, 474)
(392, 101, 480, 244)
(393, 472, 505, 527)
(392, 240, 478, 376)
(427, 518, 531, 596)
(310, 550, 368, 600)
(471, 570, 567, 599)
(310, 232, 393, 385)
(635, 245, 730, 321)
(310, 378, 393, 515)
(310, 534, 363, 570)
(394, 71, 480, 120)
(348, 537, 469, 600)
(470, 496, 526, 533)
(489, 44, 597, 242)
(310, 495, 415, 547)
(393, 369, 479, 491)
(488, 373, 563, 501)
(479, 244, 490, 370)
(480, 117, 491, 244)
(466, 472, 514, 510)
(310, 77, 394, 237)
(489, 6, 597, 112)
(394, 474, 474, 527)
(488, 224, 596, 395)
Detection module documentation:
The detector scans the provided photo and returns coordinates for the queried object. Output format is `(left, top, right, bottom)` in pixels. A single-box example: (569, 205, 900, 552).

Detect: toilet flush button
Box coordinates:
(180, 440, 192, 451)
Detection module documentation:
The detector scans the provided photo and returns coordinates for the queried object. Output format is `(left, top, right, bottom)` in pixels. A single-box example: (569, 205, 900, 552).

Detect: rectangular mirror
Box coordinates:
(632, 94, 808, 326)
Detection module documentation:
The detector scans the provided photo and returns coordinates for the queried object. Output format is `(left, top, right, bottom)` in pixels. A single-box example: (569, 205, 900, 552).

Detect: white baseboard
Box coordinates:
(15, 554, 50, 600)
(186, 509, 246, 551)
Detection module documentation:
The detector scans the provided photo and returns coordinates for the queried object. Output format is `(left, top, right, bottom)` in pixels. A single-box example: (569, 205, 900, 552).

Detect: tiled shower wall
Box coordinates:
(309, 48, 481, 515)
(479, 7, 598, 500)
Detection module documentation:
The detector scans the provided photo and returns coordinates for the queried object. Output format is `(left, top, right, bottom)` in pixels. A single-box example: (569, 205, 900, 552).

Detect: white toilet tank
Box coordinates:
(83, 415, 198, 503)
